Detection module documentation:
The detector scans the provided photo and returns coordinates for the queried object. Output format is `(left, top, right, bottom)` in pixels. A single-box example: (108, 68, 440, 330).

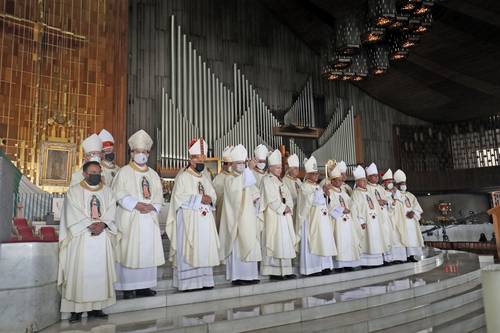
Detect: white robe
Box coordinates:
(220, 168, 261, 281)
(296, 181, 336, 275)
(101, 162, 120, 187)
(166, 168, 220, 291)
(252, 168, 267, 188)
(58, 182, 117, 313)
(398, 190, 425, 257)
(112, 163, 165, 290)
(212, 171, 231, 229)
(351, 188, 386, 266)
(259, 174, 296, 276)
(329, 188, 362, 268)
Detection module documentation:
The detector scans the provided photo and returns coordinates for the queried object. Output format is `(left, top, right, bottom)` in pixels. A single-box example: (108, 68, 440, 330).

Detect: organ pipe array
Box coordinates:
(160, 16, 288, 169)
(283, 78, 315, 128)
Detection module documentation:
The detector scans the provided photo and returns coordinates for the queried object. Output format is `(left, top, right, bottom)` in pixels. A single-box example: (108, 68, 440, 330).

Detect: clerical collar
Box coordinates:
(305, 179, 317, 185)
(285, 174, 297, 181)
(222, 170, 232, 175)
(368, 182, 378, 187)
(129, 161, 148, 173)
(102, 160, 116, 169)
(187, 167, 203, 178)
(355, 187, 367, 192)
(332, 187, 342, 193)
(80, 180, 103, 192)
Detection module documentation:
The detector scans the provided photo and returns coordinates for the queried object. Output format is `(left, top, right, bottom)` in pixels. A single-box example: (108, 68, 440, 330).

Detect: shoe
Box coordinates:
(69, 312, 82, 323)
(383, 261, 392, 266)
(308, 272, 323, 277)
(250, 279, 260, 284)
(269, 275, 285, 281)
(322, 269, 332, 275)
(202, 286, 214, 290)
(334, 268, 344, 273)
(135, 288, 157, 297)
(344, 267, 355, 272)
(122, 290, 135, 299)
(87, 310, 108, 319)
(408, 256, 418, 263)
(232, 280, 244, 286)
(285, 274, 297, 279)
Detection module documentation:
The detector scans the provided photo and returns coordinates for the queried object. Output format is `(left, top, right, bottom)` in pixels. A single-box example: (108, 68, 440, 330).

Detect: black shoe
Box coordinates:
(285, 274, 297, 279)
(250, 279, 260, 284)
(202, 286, 214, 290)
(408, 256, 418, 263)
(322, 269, 332, 275)
(232, 280, 244, 286)
(122, 290, 135, 299)
(334, 268, 344, 273)
(269, 275, 285, 281)
(69, 312, 82, 323)
(87, 310, 108, 319)
(135, 288, 157, 297)
(308, 272, 323, 277)
(383, 261, 392, 266)
(344, 267, 355, 272)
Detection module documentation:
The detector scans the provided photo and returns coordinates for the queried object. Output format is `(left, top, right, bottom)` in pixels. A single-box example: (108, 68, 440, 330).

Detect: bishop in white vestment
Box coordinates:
(338, 161, 353, 196)
(394, 169, 425, 261)
(366, 163, 407, 263)
(99, 129, 121, 187)
(260, 149, 297, 280)
(166, 138, 220, 291)
(296, 156, 337, 276)
(283, 154, 302, 207)
(70, 134, 103, 186)
(58, 159, 117, 323)
(251, 144, 269, 187)
(212, 146, 233, 230)
(219, 144, 262, 285)
(328, 166, 361, 270)
(113, 130, 165, 299)
(350, 166, 387, 267)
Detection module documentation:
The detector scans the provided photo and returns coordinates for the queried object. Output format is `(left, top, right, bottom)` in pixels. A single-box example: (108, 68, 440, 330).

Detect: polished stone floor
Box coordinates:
(40, 250, 483, 333)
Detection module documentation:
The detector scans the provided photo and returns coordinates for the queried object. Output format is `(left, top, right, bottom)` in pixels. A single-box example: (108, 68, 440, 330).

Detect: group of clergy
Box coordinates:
(57, 131, 424, 323)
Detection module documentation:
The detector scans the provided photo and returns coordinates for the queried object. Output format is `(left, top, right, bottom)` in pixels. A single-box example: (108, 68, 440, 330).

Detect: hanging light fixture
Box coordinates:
(413, 12, 432, 33)
(368, 45, 389, 75)
(335, 13, 362, 56)
(344, 51, 369, 81)
(368, 0, 397, 27)
(401, 32, 420, 48)
(414, 0, 433, 15)
(388, 32, 409, 60)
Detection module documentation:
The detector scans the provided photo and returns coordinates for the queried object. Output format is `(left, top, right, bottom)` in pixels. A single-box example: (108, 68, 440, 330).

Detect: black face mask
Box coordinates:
(195, 163, 205, 173)
(104, 152, 115, 162)
(86, 174, 101, 186)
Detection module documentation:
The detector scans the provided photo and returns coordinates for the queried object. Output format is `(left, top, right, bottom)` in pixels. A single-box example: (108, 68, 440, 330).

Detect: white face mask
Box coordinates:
(386, 183, 394, 190)
(234, 164, 245, 174)
(133, 153, 148, 165)
(256, 162, 266, 170)
(399, 184, 407, 192)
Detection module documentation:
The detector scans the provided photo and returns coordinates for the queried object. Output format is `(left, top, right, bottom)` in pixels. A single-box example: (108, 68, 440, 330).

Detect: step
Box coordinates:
(41, 250, 482, 333)
(107, 250, 444, 314)
(434, 309, 485, 333)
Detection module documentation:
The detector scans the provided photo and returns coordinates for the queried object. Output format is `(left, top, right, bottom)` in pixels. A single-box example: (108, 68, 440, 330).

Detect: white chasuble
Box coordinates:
(350, 188, 386, 266)
(212, 171, 231, 229)
(166, 168, 220, 291)
(328, 188, 362, 268)
(296, 181, 336, 275)
(259, 174, 297, 276)
(398, 190, 425, 257)
(219, 168, 262, 281)
(112, 162, 165, 290)
(58, 182, 117, 313)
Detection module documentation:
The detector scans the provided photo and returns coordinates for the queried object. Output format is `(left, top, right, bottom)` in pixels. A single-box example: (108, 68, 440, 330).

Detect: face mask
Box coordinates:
(399, 184, 407, 192)
(133, 153, 148, 165)
(234, 164, 245, 173)
(256, 162, 266, 170)
(86, 174, 101, 186)
(104, 152, 115, 162)
(195, 163, 205, 173)
(386, 183, 394, 190)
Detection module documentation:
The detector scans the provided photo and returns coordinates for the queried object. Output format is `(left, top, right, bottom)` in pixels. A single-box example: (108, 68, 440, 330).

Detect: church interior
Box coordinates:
(1, 0, 500, 332)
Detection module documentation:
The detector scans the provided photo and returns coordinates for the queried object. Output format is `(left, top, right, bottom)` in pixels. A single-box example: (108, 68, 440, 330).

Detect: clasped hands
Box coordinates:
(88, 221, 106, 236)
(135, 202, 156, 214)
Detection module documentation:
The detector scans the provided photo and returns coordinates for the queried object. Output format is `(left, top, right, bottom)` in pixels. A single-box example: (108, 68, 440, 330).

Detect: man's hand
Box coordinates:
(322, 184, 333, 195)
(378, 199, 388, 206)
(88, 222, 106, 236)
(406, 211, 415, 219)
(284, 206, 292, 215)
(201, 194, 212, 205)
(343, 208, 350, 214)
(135, 202, 155, 214)
(248, 159, 257, 169)
(361, 223, 367, 230)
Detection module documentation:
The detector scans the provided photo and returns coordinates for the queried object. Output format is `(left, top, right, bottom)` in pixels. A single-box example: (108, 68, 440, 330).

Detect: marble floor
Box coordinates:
(40, 250, 484, 333)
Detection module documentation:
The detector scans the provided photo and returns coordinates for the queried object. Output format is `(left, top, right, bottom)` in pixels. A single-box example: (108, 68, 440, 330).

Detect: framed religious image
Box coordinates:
(204, 157, 221, 180)
(39, 141, 77, 187)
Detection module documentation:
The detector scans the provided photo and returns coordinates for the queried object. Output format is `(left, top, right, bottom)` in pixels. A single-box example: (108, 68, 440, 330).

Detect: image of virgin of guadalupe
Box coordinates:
(142, 176, 151, 199)
(90, 195, 102, 220)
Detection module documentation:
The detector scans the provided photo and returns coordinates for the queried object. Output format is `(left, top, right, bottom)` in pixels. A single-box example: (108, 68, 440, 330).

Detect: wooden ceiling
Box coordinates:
(259, 0, 500, 123)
